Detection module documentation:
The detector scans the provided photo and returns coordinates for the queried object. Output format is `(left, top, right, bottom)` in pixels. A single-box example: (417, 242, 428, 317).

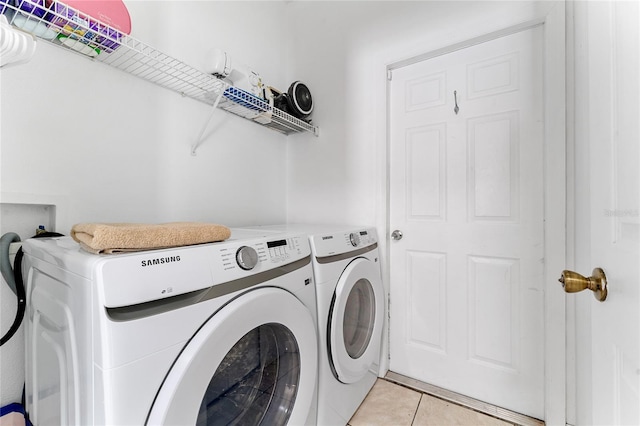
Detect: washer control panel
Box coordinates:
(236, 246, 259, 270)
(85, 233, 311, 308)
(219, 235, 307, 273)
(267, 237, 305, 262)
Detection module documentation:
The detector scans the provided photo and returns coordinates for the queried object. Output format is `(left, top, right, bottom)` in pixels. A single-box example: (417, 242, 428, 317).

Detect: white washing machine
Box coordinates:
(238, 224, 385, 426)
(22, 229, 318, 426)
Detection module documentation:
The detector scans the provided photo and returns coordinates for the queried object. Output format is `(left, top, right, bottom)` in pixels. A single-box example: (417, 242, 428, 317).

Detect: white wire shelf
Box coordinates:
(1, 0, 319, 137)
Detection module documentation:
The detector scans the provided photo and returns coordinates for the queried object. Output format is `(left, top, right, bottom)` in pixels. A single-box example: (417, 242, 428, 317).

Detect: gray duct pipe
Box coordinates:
(0, 232, 21, 295)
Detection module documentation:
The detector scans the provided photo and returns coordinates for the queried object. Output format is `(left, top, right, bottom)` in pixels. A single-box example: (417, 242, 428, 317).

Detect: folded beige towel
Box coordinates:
(71, 222, 231, 254)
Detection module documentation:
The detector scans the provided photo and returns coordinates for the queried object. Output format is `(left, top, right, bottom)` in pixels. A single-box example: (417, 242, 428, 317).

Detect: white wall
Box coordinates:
(285, 1, 557, 228)
(1, 1, 291, 231)
(0, 0, 291, 405)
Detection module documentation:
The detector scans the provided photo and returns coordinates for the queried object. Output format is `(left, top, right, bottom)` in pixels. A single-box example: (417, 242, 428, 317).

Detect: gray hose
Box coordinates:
(0, 232, 21, 296)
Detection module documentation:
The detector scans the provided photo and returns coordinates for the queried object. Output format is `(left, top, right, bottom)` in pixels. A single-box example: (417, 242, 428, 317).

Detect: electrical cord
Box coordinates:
(0, 243, 24, 347)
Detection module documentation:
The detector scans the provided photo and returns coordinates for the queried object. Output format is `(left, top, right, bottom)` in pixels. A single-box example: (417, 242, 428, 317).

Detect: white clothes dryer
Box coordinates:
(237, 224, 385, 426)
(22, 229, 318, 426)
(306, 226, 384, 426)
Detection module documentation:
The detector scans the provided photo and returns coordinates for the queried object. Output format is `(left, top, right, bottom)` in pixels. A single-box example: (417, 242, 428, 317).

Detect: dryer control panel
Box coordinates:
(310, 228, 377, 258)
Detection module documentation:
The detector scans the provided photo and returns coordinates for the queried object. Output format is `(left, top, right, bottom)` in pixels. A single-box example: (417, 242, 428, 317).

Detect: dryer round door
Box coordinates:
(146, 287, 318, 426)
(329, 257, 384, 384)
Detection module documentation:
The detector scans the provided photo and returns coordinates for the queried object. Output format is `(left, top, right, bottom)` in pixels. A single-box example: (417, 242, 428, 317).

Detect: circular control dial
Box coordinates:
(349, 233, 360, 247)
(236, 246, 259, 270)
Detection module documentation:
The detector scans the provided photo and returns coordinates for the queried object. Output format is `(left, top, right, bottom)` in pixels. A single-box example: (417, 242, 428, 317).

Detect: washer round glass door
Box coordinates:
(146, 288, 317, 425)
(329, 257, 384, 384)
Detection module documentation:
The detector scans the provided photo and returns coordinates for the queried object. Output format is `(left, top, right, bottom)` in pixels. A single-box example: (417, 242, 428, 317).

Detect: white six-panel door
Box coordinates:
(389, 27, 545, 419)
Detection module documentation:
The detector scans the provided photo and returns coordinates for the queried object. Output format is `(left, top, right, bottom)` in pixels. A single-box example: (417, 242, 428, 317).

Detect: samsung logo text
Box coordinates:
(141, 256, 181, 267)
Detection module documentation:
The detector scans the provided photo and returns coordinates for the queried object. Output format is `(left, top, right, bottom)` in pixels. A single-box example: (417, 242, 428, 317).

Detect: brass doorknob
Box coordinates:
(558, 268, 608, 302)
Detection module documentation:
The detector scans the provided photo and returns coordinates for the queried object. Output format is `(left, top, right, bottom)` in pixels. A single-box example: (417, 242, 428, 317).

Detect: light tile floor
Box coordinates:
(349, 379, 517, 426)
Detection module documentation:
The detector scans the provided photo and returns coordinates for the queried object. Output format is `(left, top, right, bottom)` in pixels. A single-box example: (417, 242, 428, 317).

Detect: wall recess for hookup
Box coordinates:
(0, 203, 56, 239)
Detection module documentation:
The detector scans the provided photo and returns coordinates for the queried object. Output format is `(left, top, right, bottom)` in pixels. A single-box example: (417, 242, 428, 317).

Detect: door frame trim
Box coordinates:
(381, 6, 566, 424)
(387, 18, 544, 72)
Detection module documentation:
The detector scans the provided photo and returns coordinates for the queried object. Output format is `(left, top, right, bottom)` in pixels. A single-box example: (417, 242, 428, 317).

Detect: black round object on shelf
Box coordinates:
(274, 81, 313, 120)
(287, 81, 313, 119)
